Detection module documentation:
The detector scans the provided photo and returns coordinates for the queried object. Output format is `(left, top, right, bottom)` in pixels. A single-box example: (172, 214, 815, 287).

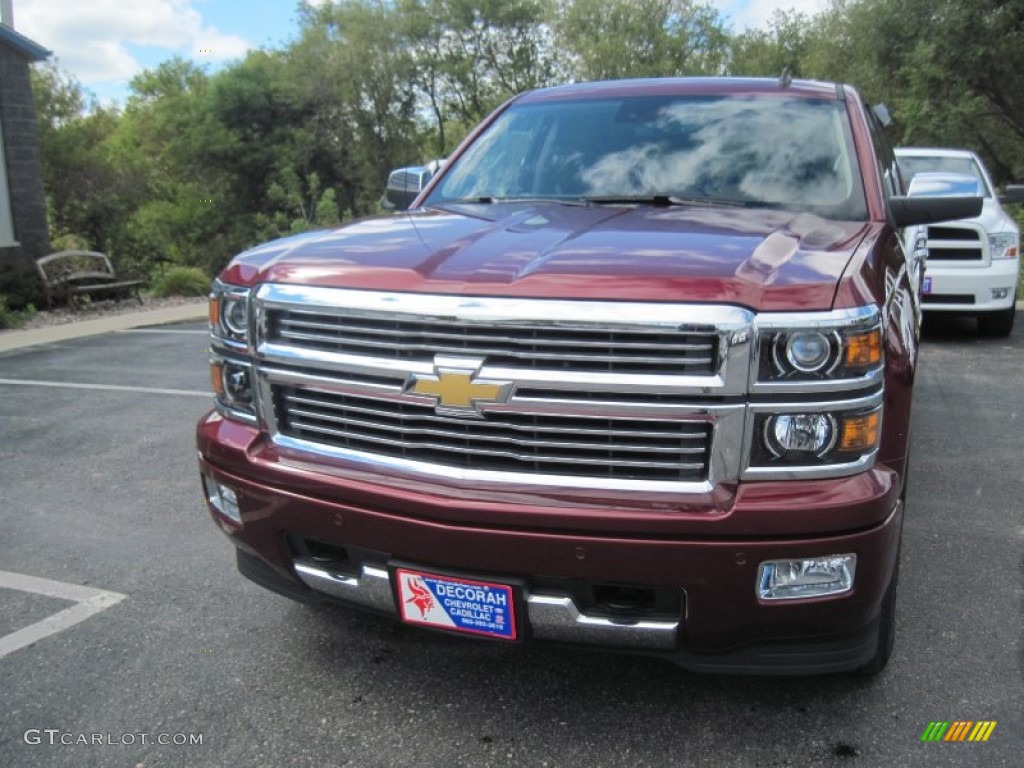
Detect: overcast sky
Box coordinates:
(14, 0, 830, 106)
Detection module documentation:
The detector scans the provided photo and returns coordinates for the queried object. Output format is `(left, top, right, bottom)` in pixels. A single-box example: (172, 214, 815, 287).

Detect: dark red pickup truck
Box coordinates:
(198, 77, 979, 674)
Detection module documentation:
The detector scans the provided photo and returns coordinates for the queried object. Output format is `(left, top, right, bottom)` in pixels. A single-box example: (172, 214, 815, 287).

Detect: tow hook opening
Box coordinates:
(594, 585, 658, 614)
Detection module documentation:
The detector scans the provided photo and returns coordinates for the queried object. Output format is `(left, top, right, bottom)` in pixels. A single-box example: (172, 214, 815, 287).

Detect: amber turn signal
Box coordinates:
(210, 361, 225, 396)
(839, 411, 880, 452)
(208, 296, 220, 329)
(844, 330, 881, 368)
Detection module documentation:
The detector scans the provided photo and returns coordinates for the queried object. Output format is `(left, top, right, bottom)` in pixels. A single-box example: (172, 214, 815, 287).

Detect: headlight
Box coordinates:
(746, 391, 882, 479)
(757, 308, 882, 386)
(746, 307, 884, 479)
(767, 413, 836, 457)
(988, 232, 1019, 260)
(209, 279, 256, 424)
(210, 355, 257, 424)
(210, 280, 251, 346)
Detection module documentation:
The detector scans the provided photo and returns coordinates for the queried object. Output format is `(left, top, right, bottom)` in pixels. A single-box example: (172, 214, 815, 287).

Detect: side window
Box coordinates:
(866, 107, 902, 198)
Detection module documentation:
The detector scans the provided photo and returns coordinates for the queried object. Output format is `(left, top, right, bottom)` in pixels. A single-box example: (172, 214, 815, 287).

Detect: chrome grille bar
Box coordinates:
(284, 392, 706, 440)
(274, 387, 711, 479)
(266, 301, 721, 376)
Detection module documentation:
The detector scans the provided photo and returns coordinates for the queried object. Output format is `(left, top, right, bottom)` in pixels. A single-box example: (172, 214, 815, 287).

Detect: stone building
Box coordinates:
(0, 8, 50, 276)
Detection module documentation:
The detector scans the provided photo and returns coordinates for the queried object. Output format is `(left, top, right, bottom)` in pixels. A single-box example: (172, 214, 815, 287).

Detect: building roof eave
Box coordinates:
(0, 25, 50, 62)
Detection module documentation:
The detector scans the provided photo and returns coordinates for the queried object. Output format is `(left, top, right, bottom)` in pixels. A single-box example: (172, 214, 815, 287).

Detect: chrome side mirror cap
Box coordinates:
(890, 173, 983, 228)
(906, 172, 983, 199)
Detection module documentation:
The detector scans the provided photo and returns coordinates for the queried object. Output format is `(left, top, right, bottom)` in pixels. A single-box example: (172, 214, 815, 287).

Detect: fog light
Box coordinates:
(767, 414, 835, 456)
(991, 288, 1011, 300)
(203, 475, 241, 524)
(757, 554, 856, 600)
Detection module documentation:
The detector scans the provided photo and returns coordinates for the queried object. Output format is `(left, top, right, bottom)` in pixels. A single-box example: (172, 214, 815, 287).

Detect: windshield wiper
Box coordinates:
(430, 196, 496, 205)
(431, 196, 587, 207)
(582, 195, 750, 208)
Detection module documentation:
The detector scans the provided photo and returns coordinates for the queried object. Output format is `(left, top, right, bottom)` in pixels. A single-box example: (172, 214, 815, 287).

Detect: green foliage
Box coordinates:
(150, 266, 211, 298)
(0, 297, 37, 330)
(729, 10, 813, 78)
(0, 262, 44, 310)
(29, 0, 1024, 276)
(554, 0, 728, 81)
(49, 233, 91, 251)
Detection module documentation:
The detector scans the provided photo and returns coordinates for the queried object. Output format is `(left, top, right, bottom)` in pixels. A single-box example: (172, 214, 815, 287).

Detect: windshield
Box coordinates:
(896, 155, 992, 198)
(426, 94, 868, 220)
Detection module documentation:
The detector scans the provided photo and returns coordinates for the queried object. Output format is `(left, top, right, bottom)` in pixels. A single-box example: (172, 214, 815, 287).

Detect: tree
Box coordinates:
(400, 0, 557, 156)
(553, 0, 729, 81)
(30, 64, 138, 257)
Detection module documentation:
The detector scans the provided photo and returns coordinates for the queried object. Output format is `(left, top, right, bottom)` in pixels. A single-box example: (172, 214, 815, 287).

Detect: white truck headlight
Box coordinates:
(988, 232, 1018, 259)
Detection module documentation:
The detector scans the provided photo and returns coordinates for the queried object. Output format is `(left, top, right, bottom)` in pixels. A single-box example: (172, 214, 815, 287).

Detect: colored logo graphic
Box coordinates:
(920, 721, 997, 742)
(408, 357, 512, 416)
(403, 576, 435, 618)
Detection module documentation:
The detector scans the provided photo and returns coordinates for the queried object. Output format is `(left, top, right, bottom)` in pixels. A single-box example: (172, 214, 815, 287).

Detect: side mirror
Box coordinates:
(889, 172, 983, 228)
(998, 184, 1024, 205)
(872, 104, 893, 129)
(384, 165, 433, 211)
(383, 160, 446, 211)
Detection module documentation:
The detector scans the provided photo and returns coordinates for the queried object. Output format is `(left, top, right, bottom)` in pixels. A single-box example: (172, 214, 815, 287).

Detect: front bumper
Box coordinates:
(923, 258, 1019, 312)
(199, 417, 903, 675)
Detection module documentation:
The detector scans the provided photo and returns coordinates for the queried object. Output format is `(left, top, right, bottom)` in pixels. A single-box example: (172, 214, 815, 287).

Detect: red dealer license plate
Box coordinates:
(394, 567, 519, 641)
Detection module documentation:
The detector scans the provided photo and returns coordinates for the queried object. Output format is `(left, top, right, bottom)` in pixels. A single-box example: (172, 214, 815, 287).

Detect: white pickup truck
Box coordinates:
(895, 147, 1023, 336)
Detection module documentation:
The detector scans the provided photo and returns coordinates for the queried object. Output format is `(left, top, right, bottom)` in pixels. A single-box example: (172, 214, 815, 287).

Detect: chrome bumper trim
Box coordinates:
(526, 594, 679, 651)
(293, 561, 680, 651)
(294, 562, 395, 613)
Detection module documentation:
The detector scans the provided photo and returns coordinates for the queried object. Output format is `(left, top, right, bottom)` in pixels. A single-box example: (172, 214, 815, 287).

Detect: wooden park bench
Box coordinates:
(35, 251, 145, 308)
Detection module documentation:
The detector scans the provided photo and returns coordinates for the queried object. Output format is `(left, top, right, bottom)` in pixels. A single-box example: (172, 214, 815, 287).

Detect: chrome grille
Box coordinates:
(266, 309, 719, 375)
(273, 386, 711, 482)
(253, 285, 755, 491)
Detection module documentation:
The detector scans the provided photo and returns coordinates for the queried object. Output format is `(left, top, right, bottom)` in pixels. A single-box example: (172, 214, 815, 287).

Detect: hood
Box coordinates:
(978, 197, 1020, 234)
(223, 202, 872, 311)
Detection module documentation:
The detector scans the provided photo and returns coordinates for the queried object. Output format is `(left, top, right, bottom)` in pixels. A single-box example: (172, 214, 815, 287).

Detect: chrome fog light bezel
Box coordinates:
(203, 474, 242, 524)
(757, 554, 857, 601)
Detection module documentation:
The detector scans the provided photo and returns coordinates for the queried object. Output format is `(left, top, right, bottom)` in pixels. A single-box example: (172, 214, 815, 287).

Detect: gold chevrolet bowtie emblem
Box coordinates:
(409, 358, 512, 416)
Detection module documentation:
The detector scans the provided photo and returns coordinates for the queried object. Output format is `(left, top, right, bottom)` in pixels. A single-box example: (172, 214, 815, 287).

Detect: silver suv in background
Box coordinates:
(896, 147, 1024, 336)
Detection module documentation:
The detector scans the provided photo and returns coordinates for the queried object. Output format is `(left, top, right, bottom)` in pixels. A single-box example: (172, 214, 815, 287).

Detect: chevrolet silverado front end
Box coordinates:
(198, 78, 980, 674)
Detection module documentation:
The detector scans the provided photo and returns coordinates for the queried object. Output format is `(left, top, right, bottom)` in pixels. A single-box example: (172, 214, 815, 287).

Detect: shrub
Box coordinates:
(50, 233, 92, 252)
(150, 266, 211, 297)
(0, 262, 44, 309)
(0, 296, 37, 330)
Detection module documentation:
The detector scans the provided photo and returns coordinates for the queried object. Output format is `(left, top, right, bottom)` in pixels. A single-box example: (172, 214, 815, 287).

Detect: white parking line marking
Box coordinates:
(0, 571, 127, 659)
(117, 329, 208, 335)
(0, 378, 209, 398)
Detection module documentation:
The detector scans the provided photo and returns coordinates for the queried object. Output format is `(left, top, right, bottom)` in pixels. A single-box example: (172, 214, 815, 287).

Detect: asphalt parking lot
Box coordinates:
(0, 315, 1021, 767)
